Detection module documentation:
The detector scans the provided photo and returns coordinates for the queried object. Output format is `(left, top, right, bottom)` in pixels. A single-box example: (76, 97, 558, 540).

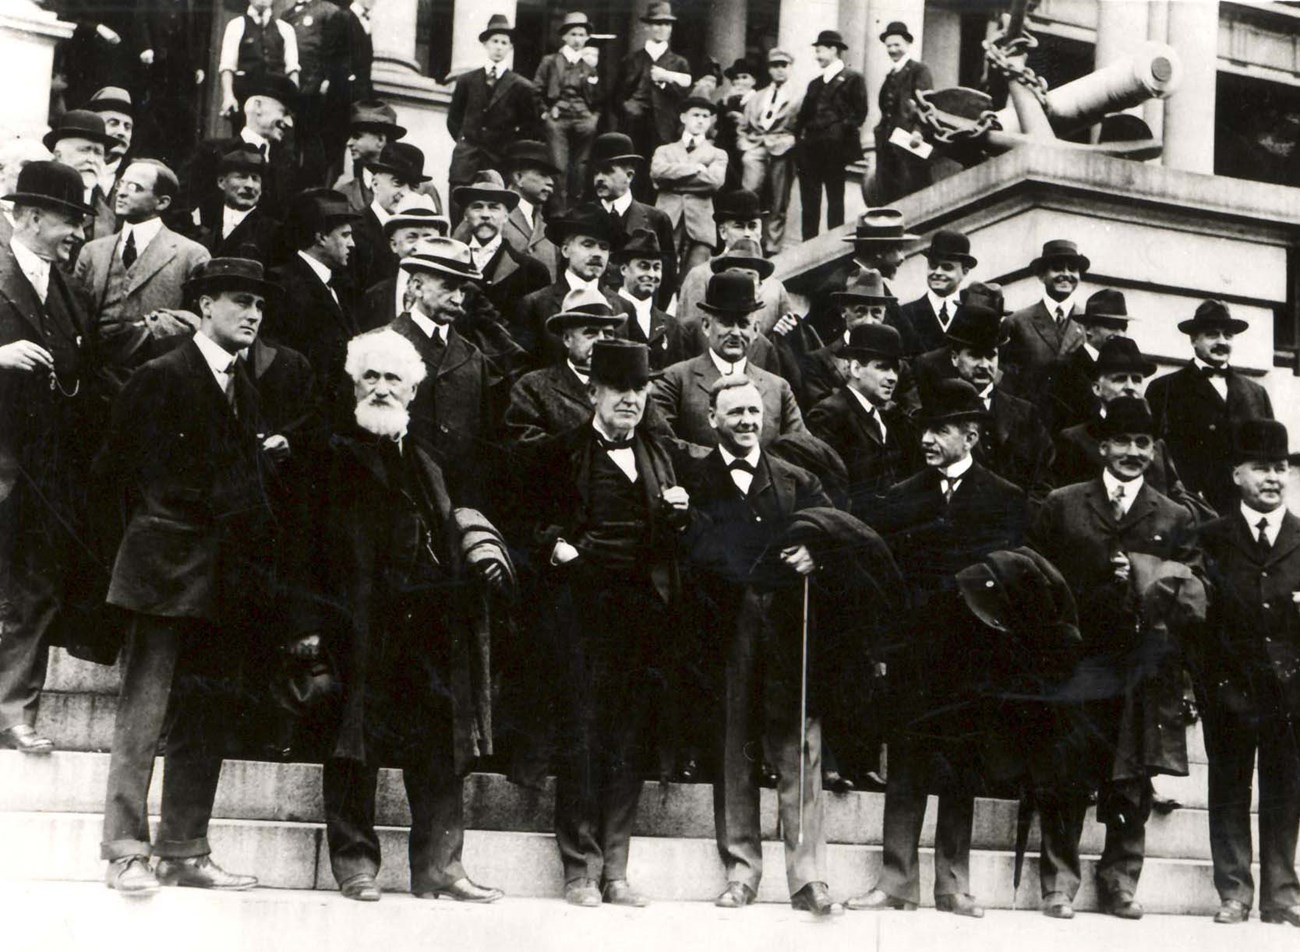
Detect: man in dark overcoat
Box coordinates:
(872, 21, 933, 202)
(615, 3, 692, 197)
(611, 228, 677, 368)
(315, 327, 508, 905)
(1000, 239, 1088, 401)
(1146, 299, 1274, 516)
(1029, 396, 1202, 920)
(189, 145, 282, 265)
(1195, 419, 1300, 927)
(794, 30, 867, 238)
(893, 230, 975, 359)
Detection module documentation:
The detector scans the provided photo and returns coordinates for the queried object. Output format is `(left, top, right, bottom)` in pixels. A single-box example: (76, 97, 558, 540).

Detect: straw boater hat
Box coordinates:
(545, 286, 626, 335)
(399, 238, 483, 282)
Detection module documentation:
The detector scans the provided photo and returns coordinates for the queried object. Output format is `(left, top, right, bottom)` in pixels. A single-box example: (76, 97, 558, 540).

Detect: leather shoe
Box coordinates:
(1, 724, 53, 755)
(1261, 904, 1300, 926)
(419, 877, 503, 903)
(340, 873, 381, 902)
(936, 893, 985, 918)
(603, 879, 648, 907)
(1214, 899, 1249, 924)
(846, 888, 916, 912)
(823, 770, 855, 794)
(1100, 893, 1144, 920)
(675, 758, 699, 783)
(791, 882, 844, 917)
(715, 882, 756, 908)
(155, 855, 257, 890)
(564, 878, 602, 908)
(1152, 795, 1182, 815)
(1043, 901, 1075, 919)
(859, 770, 887, 793)
(105, 856, 159, 897)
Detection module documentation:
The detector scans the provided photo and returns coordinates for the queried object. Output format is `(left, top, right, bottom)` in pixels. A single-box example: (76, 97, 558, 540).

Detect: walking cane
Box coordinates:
(797, 574, 811, 847)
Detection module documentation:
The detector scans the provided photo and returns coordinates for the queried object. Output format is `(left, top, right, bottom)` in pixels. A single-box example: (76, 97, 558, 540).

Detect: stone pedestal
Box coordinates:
(0, 0, 73, 140)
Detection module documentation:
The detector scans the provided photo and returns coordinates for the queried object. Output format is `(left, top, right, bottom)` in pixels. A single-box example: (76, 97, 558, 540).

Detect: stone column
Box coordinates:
(1162, 0, 1217, 174)
(863, 1, 925, 133)
(1093, 0, 1149, 127)
(1144, 0, 1170, 141)
(371, 0, 421, 77)
(0, 0, 73, 140)
(707, 0, 748, 72)
(921, 5, 963, 90)
(778, 0, 841, 90)
(839, 0, 869, 74)
(450, 0, 518, 76)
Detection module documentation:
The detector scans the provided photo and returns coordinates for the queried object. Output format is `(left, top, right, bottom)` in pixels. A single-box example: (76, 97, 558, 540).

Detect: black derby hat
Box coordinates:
(1178, 298, 1249, 336)
(1093, 337, 1156, 379)
(924, 229, 977, 269)
(842, 323, 902, 363)
(184, 256, 281, 300)
(367, 142, 431, 184)
(813, 29, 849, 50)
(3, 160, 93, 217)
(545, 202, 618, 246)
(946, 303, 1008, 351)
(879, 21, 914, 44)
(589, 132, 643, 167)
(713, 188, 766, 223)
(43, 109, 118, 152)
(219, 144, 267, 174)
(960, 281, 1010, 316)
(238, 74, 299, 112)
(1233, 419, 1291, 464)
(957, 547, 1081, 660)
(1093, 396, 1155, 439)
(920, 378, 988, 425)
(590, 339, 650, 389)
(698, 271, 764, 316)
(612, 226, 671, 262)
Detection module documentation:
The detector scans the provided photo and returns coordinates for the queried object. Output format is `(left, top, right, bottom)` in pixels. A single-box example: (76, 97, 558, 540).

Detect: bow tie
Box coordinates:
(728, 458, 756, 474)
(595, 433, 633, 451)
(1202, 366, 1228, 378)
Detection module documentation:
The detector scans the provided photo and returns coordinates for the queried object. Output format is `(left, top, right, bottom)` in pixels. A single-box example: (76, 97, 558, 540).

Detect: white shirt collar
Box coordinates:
(603, 190, 633, 216)
(246, 5, 271, 25)
(1083, 341, 1100, 362)
(369, 198, 392, 224)
(939, 453, 974, 482)
(619, 287, 654, 336)
(566, 360, 589, 386)
(515, 195, 535, 227)
(560, 45, 584, 65)
(1192, 355, 1230, 373)
(410, 308, 448, 343)
(296, 249, 333, 286)
(977, 382, 994, 406)
(194, 329, 239, 384)
(10, 235, 51, 301)
(564, 269, 602, 294)
(122, 216, 164, 252)
(222, 204, 253, 238)
(470, 233, 503, 267)
(719, 444, 761, 468)
(393, 268, 409, 311)
(1102, 468, 1144, 513)
(890, 51, 913, 74)
(821, 59, 845, 83)
(485, 61, 508, 77)
(1041, 289, 1078, 319)
(681, 132, 701, 149)
(240, 126, 269, 153)
(708, 348, 747, 376)
(1242, 501, 1286, 544)
(926, 289, 959, 325)
(846, 384, 886, 428)
(644, 39, 668, 60)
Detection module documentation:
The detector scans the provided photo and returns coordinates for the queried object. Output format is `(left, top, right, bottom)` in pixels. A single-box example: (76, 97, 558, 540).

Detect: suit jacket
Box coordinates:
(447, 68, 542, 174)
(617, 47, 692, 146)
(85, 185, 117, 245)
(806, 387, 920, 518)
(795, 66, 868, 164)
(466, 240, 551, 321)
(875, 59, 933, 136)
(184, 136, 298, 220)
(266, 254, 358, 414)
(342, 7, 373, 100)
(894, 295, 952, 357)
(456, 204, 558, 283)
(977, 386, 1055, 501)
(350, 205, 395, 291)
(1001, 299, 1085, 401)
(1047, 344, 1098, 433)
(534, 50, 603, 112)
(651, 139, 728, 245)
(602, 197, 676, 309)
(619, 295, 676, 369)
(1147, 363, 1274, 515)
(514, 277, 632, 364)
(192, 204, 282, 265)
(738, 81, 802, 156)
(651, 352, 805, 449)
(504, 361, 591, 446)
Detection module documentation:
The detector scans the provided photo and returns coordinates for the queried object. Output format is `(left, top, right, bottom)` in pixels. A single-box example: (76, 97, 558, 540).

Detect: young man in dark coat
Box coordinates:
(615, 3, 692, 195)
(1029, 396, 1202, 921)
(1196, 420, 1300, 928)
(872, 21, 933, 202)
(1146, 299, 1274, 516)
(794, 30, 867, 239)
(1001, 238, 1089, 401)
(893, 229, 975, 358)
(315, 327, 508, 905)
(350, 142, 432, 291)
(452, 170, 551, 323)
(611, 228, 676, 367)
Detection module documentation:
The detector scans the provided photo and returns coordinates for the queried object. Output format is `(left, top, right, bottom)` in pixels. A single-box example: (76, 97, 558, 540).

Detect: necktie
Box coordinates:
(223, 359, 239, 415)
(1257, 517, 1272, 555)
(865, 409, 883, 443)
(1111, 482, 1126, 521)
(1055, 306, 1066, 324)
(938, 301, 949, 326)
(763, 84, 782, 123)
(685, 138, 696, 154)
(121, 230, 137, 269)
(942, 475, 961, 503)
(487, 65, 497, 87)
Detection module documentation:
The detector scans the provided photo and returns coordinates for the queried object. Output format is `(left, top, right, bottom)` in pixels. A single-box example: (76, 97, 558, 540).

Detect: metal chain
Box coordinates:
(912, 91, 1003, 145)
(983, 33, 1051, 107)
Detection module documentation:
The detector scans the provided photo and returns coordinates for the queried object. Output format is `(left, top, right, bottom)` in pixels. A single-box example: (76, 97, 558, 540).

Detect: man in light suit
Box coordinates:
(738, 49, 800, 256)
(873, 22, 934, 203)
(652, 271, 804, 448)
(1001, 239, 1089, 401)
(75, 160, 209, 384)
(794, 30, 867, 239)
(651, 96, 728, 275)
(500, 141, 561, 281)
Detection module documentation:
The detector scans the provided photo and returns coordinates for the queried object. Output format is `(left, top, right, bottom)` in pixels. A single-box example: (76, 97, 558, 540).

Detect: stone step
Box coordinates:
(45, 649, 121, 695)
(0, 752, 1236, 861)
(0, 810, 1232, 914)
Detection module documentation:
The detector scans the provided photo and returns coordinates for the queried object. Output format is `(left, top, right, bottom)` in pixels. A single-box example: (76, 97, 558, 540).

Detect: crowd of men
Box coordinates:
(0, 0, 1297, 932)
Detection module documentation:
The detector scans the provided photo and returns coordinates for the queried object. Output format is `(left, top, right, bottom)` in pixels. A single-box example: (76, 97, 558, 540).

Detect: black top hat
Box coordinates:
(589, 132, 643, 167)
(612, 227, 671, 262)
(698, 271, 765, 317)
(1093, 396, 1155, 439)
(452, 169, 520, 211)
(545, 203, 618, 246)
(1233, 419, 1291, 464)
(879, 21, 914, 43)
(1093, 337, 1157, 378)
(960, 281, 1010, 316)
(3, 160, 93, 217)
(924, 229, 977, 269)
(238, 74, 299, 111)
(85, 86, 133, 117)
(219, 144, 267, 174)
(479, 14, 514, 42)
(1178, 298, 1249, 336)
(920, 379, 988, 425)
(680, 95, 718, 114)
(841, 207, 919, 244)
(813, 29, 849, 50)
(545, 287, 626, 335)
(348, 99, 406, 138)
(713, 188, 765, 223)
(367, 142, 430, 184)
(505, 140, 561, 176)
(1078, 288, 1133, 326)
(833, 267, 895, 305)
(284, 188, 361, 244)
(641, 2, 677, 24)
(590, 339, 650, 389)
(957, 547, 1080, 654)
(711, 238, 774, 281)
(723, 58, 756, 80)
(43, 110, 118, 152)
(559, 11, 594, 34)
(842, 323, 902, 363)
(946, 304, 1008, 351)
(184, 257, 281, 300)
(1029, 238, 1090, 274)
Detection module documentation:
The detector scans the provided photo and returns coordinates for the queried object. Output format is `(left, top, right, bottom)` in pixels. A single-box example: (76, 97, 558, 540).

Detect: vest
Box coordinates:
(97, 246, 131, 328)
(578, 445, 651, 572)
(238, 14, 287, 78)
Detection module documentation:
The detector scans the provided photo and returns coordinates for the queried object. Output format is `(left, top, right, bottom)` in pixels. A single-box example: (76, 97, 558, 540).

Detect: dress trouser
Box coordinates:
(714, 588, 825, 896)
(797, 149, 847, 240)
(740, 146, 793, 255)
(1203, 698, 1300, 913)
(101, 614, 226, 860)
(543, 112, 598, 210)
(1036, 778, 1148, 902)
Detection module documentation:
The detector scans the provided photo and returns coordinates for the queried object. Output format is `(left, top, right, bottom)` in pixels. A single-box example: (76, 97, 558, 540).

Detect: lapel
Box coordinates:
(844, 389, 884, 447)
(436, 327, 473, 380)
(179, 336, 237, 427)
(222, 207, 263, 250)
(126, 225, 180, 295)
(1181, 364, 1227, 409)
(249, 336, 277, 381)
(487, 241, 518, 286)
(341, 432, 394, 492)
(1269, 513, 1300, 566)
(1028, 301, 1063, 351)
(1116, 479, 1159, 532)
(1084, 477, 1118, 528)
(0, 241, 47, 339)
(505, 206, 531, 248)
(988, 390, 1013, 444)
(487, 68, 517, 110)
(751, 451, 792, 520)
(551, 362, 590, 409)
(692, 352, 720, 398)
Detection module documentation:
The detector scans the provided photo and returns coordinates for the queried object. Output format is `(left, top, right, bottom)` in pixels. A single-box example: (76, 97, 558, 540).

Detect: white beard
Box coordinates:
(355, 399, 410, 440)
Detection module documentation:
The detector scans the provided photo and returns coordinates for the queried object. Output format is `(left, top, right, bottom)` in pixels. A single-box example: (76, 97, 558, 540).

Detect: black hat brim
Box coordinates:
(350, 119, 407, 138)
(367, 160, 432, 183)
(920, 408, 989, 427)
(640, 14, 678, 23)
(507, 154, 562, 176)
(42, 127, 119, 152)
(1177, 318, 1250, 336)
(832, 290, 895, 305)
(712, 255, 775, 281)
(545, 220, 617, 246)
(86, 97, 134, 118)
(2, 190, 94, 217)
(1076, 312, 1132, 327)
(186, 275, 282, 301)
(478, 27, 514, 41)
(879, 29, 914, 43)
(841, 231, 920, 244)
(926, 250, 978, 269)
(545, 312, 626, 334)
(1030, 253, 1091, 273)
(451, 185, 521, 211)
(840, 347, 900, 363)
(698, 300, 765, 316)
(1094, 359, 1158, 379)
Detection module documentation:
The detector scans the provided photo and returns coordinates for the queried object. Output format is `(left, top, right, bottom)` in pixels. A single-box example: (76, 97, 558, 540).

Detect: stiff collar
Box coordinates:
(709, 348, 747, 376)
(603, 190, 633, 216)
(644, 39, 669, 61)
(410, 308, 448, 343)
(1041, 288, 1079, 318)
(1242, 501, 1286, 544)
(560, 45, 584, 65)
(194, 329, 238, 378)
(296, 249, 333, 286)
(926, 289, 960, 324)
(564, 270, 602, 294)
(938, 453, 973, 482)
(1102, 468, 1144, 510)
(820, 59, 845, 83)
(566, 360, 590, 386)
(121, 216, 164, 255)
(719, 444, 761, 468)
(240, 126, 270, 153)
(889, 52, 913, 74)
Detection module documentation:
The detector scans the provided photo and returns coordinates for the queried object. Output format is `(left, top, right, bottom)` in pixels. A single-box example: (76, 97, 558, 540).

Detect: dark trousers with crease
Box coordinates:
(1037, 777, 1147, 902)
(101, 614, 227, 860)
(797, 149, 847, 240)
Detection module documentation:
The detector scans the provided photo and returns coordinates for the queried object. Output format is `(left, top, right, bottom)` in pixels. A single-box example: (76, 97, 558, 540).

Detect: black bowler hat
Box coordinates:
(505, 140, 561, 176)
(184, 256, 281, 300)
(1093, 396, 1155, 439)
(589, 132, 643, 167)
(1093, 337, 1157, 379)
(612, 227, 671, 263)
(479, 13, 514, 42)
(698, 271, 764, 317)
(957, 547, 1081, 656)
(1078, 288, 1134, 327)
(724, 58, 756, 80)
(367, 142, 431, 184)
(841, 207, 919, 244)
(1178, 298, 1249, 336)
(813, 29, 849, 50)
(842, 323, 902, 363)
(219, 144, 267, 174)
(960, 281, 1010, 316)
(713, 188, 765, 223)
(1232, 419, 1291, 464)
(946, 303, 1008, 351)
(238, 74, 299, 112)
(348, 99, 406, 138)
(3, 160, 93, 217)
(283, 188, 361, 244)
(545, 202, 618, 245)
(1029, 238, 1090, 274)
(711, 238, 774, 281)
(545, 286, 625, 335)
(920, 379, 988, 425)
(641, 2, 677, 24)
(924, 229, 977, 269)
(452, 169, 521, 211)
(879, 21, 914, 44)
(43, 109, 118, 152)
(590, 339, 650, 389)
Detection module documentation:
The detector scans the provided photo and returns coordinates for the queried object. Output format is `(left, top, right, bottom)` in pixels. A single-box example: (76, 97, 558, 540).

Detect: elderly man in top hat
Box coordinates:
(334, 100, 408, 212)
(616, 2, 692, 190)
(0, 161, 96, 755)
(1001, 238, 1090, 401)
(351, 141, 432, 289)
(1049, 288, 1134, 432)
(360, 197, 449, 329)
(590, 132, 676, 305)
(895, 229, 977, 356)
(95, 256, 292, 896)
(1197, 419, 1300, 928)
(653, 271, 804, 449)
(447, 14, 543, 225)
(534, 12, 606, 210)
(84, 86, 134, 211)
(873, 21, 934, 203)
(795, 29, 868, 239)
(190, 145, 281, 264)
(853, 378, 1026, 918)
(45, 109, 119, 246)
(452, 170, 551, 322)
(737, 48, 801, 256)
(1029, 395, 1202, 920)
(651, 94, 728, 275)
(1147, 299, 1274, 516)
